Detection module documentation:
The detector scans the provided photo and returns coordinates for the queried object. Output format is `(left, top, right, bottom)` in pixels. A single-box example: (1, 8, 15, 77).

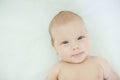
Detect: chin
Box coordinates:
(73, 55, 88, 64)
(73, 60, 84, 64)
(67, 59, 85, 64)
(62, 55, 88, 64)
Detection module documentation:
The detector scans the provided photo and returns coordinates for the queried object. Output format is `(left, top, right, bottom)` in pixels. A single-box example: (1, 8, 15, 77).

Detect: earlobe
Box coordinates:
(53, 46, 59, 55)
(51, 42, 55, 47)
(52, 42, 59, 55)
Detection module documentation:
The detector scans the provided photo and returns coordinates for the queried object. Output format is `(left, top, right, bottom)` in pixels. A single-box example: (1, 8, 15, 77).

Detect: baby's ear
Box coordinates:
(52, 45, 59, 55)
(52, 43, 55, 48)
(51, 40, 55, 47)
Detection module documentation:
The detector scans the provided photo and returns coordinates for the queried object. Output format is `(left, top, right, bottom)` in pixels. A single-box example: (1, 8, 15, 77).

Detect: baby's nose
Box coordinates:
(72, 44, 79, 51)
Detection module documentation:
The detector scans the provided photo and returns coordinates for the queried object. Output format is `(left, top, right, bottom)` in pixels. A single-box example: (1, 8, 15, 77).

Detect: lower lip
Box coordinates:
(72, 52, 84, 58)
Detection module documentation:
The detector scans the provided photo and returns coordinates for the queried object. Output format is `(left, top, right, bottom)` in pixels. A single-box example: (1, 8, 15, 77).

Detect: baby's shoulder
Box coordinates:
(89, 56, 106, 62)
(89, 56, 109, 67)
(48, 62, 62, 73)
(46, 62, 62, 80)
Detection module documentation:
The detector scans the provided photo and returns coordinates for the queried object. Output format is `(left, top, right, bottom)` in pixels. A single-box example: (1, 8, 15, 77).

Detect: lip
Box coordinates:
(72, 51, 84, 58)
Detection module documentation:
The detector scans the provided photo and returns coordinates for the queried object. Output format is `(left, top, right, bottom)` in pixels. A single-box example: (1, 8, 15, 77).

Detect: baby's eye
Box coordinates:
(62, 41, 69, 44)
(78, 36, 85, 40)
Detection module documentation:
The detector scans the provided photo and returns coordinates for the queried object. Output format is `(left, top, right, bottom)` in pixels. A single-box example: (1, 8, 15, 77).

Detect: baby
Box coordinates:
(46, 11, 120, 80)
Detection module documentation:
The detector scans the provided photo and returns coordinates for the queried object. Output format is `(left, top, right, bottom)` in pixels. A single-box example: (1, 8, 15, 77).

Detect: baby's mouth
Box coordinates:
(72, 51, 84, 58)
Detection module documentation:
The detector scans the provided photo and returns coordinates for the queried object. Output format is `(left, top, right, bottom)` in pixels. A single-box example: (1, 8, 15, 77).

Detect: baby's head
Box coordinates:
(49, 11, 90, 63)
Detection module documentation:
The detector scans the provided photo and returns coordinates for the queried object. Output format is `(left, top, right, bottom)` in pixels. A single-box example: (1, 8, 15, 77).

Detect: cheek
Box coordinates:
(59, 47, 68, 53)
(56, 46, 70, 55)
(84, 41, 90, 51)
(80, 40, 90, 49)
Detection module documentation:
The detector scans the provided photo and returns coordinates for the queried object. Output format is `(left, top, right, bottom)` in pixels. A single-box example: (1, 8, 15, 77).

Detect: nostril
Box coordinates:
(73, 46, 79, 51)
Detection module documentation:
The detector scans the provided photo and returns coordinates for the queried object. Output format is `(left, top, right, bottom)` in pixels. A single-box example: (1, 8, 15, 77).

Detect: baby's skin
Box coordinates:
(46, 56, 119, 80)
(46, 11, 120, 80)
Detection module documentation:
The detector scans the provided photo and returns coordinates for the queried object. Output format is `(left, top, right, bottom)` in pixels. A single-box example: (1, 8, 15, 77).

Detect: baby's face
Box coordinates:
(51, 20, 90, 63)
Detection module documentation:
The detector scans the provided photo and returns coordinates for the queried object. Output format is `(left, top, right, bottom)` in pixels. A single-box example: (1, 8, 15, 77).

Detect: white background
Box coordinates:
(0, 0, 120, 80)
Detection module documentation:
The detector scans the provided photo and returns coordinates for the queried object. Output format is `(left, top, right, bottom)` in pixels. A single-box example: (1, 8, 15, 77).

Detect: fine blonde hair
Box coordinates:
(49, 11, 84, 46)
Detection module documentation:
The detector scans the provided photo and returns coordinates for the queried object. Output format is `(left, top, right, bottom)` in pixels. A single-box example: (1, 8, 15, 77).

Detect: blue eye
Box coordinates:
(78, 36, 85, 40)
(62, 41, 69, 44)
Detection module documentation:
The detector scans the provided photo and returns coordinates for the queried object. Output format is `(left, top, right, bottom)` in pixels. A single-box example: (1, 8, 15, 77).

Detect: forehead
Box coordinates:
(51, 20, 87, 40)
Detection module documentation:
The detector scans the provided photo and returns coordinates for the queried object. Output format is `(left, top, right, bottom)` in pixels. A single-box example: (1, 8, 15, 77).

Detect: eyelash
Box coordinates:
(62, 41, 69, 44)
(61, 36, 85, 45)
(78, 36, 85, 40)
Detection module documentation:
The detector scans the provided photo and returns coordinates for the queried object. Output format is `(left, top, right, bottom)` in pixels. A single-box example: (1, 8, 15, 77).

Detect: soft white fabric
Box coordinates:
(0, 0, 120, 80)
